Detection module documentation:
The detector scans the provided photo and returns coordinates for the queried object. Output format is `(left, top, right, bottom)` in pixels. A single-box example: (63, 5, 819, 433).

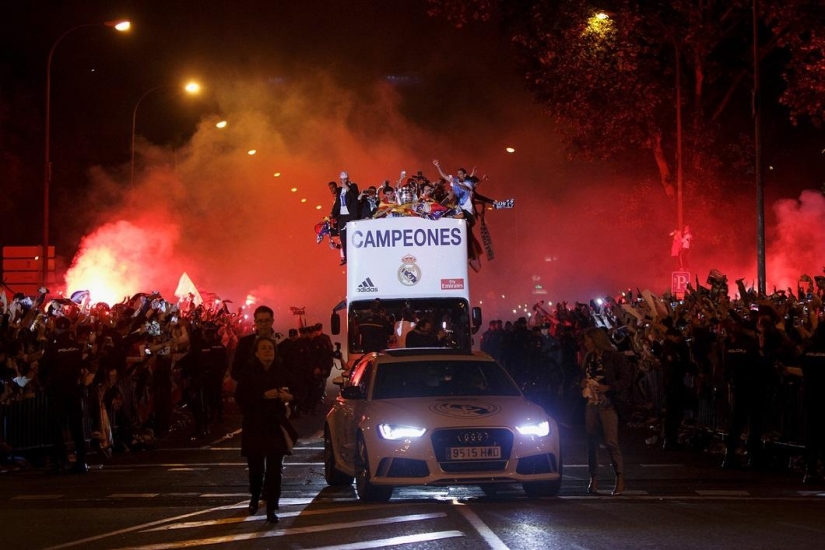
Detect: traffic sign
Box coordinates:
(672, 271, 691, 297)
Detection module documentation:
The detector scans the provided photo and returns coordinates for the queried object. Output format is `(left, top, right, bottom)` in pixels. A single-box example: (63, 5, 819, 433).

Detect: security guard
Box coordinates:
(40, 316, 88, 474)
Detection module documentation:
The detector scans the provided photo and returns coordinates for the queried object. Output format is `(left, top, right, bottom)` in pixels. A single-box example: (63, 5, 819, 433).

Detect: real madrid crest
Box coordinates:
(397, 254, 421, 286)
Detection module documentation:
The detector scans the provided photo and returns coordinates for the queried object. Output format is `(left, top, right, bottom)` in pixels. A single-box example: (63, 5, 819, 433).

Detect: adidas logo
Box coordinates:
(356, 277, 378, 293)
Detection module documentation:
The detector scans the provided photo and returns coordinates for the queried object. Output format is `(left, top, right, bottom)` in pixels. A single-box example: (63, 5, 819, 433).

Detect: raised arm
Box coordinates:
(432, 159, 450, 181)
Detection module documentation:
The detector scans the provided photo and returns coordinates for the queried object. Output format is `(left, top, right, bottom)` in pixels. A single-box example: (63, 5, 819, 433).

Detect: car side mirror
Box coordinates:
(341, 386, 365, 400)
(331, 312, 341, 335)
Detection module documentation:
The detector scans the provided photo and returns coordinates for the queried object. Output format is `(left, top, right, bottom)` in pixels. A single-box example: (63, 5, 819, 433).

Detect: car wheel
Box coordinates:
(355, 434, 392, 502)
(324, 426, 354, 486)
(523, 451, 563, 498)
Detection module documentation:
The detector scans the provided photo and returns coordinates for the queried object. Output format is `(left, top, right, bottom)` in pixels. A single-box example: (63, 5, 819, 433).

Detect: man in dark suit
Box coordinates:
(330, 171, 359, 266)
(232, 305, 276, 381)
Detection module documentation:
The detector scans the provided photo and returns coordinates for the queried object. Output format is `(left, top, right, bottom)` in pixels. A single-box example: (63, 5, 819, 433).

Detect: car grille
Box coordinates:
(378, 457, 430, 478)
(431, 428, 513, 472)
(516, 453, 558, 475)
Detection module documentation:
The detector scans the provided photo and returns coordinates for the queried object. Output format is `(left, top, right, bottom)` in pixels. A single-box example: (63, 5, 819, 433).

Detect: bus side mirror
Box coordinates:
(331, 312, 341, 335)
(471, 306, 482, 328)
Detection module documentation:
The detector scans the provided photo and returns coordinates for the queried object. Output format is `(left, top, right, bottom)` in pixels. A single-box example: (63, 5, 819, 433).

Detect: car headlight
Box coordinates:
(515, 420, 550, 437)
(378, 424, 427, 440)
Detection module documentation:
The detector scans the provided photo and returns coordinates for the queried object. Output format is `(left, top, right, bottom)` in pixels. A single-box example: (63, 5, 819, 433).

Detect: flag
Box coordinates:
(480, 218, 495, 261)
(174, 272, 204, 306)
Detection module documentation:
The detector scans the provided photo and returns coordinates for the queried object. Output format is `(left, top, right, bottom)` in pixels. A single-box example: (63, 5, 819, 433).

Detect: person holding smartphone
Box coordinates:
(234, 337, 299, 523)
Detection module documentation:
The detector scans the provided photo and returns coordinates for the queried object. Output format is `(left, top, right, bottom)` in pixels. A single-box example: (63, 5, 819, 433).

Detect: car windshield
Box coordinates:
(372, 360, 522, 399)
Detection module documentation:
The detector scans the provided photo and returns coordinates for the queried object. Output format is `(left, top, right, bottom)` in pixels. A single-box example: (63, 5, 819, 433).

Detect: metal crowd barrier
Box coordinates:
(1, 389, 93, 452)
(659, 371, 807, 450)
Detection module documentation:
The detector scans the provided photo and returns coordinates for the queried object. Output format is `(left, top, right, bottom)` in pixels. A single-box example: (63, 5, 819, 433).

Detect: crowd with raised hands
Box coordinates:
(0, 289, 338, 473)
(481, 269, 825, 484)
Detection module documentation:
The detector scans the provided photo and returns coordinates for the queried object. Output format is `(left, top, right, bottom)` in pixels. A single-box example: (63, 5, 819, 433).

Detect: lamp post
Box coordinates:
(753, 0, 766, 295)
(130, 81, 201, 186)
(42, 20, 130, 287)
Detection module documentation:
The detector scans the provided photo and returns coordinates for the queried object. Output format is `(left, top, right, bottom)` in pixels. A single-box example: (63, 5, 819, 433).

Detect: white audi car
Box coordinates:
(324, 349, 562, 501)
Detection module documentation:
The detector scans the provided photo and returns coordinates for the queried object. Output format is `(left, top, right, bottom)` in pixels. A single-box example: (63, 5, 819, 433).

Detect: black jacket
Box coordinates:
(331, 184, 360, 220)
(235, 358, 300, 457)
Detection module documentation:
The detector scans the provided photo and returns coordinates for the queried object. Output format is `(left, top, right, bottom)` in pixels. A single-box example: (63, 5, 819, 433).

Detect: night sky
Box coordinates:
(2, 0, 824, 324)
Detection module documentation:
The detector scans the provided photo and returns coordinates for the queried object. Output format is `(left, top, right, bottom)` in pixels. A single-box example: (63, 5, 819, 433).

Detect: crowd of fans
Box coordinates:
(480, 270, 825, 484)
(0, 290, 338, 466)
(2, 267, 824, 483)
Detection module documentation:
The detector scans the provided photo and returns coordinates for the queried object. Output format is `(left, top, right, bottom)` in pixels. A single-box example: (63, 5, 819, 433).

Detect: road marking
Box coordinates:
(11, 494, 63, 500)
(304, 530, 464, 549)
(167, 468, 209, 472)
(640, 464, 684, 467)
(102, 462, 322, 468)
(112, 512, 448, 550)
(141, 502, 398, 531)
(455, 504, 509, 550)
(798, 491, 825, 497)
(107, 494, 160, 498)
(43, 501, 248, 550)
(695, 490, 750, 496)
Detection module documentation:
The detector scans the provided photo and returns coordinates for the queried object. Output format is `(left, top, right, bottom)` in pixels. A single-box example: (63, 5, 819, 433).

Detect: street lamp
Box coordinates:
(130, 81, 201, 186)
(42, 19, 130, 287)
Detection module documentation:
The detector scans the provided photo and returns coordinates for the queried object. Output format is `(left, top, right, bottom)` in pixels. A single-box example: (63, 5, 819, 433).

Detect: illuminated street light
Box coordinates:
(43, 19, 130, 286)
(216, 120, 227, 128)
(505, 147, 515, 153)
(248, 149, 257, 155)
(131, 81, 201, 186)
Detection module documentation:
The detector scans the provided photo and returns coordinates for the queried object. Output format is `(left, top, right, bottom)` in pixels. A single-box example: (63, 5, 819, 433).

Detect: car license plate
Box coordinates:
(447, 446, 501, 460)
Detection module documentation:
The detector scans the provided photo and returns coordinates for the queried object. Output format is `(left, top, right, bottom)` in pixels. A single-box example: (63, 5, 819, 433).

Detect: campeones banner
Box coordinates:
(346, 217, 469, 301)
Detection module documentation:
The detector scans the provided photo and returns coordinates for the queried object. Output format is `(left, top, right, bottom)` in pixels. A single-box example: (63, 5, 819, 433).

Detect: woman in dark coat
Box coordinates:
(235, 337, 299, 523)
(580, 327, 632, 496)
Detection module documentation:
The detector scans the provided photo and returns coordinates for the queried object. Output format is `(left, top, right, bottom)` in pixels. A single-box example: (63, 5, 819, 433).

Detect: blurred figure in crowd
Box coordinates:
(580, 327, 632, 496)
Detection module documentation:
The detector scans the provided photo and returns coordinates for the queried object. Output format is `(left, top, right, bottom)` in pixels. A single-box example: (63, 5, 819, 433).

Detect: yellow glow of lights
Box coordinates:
(586, 12, 614, 37)
(316, 205, 322, 210)
(506, 147, 515, 153)
(290, 187, 298, 192)
(248, 150, 257, 155)
(273, 172, 281, 177)
(301, 198, 307, 203)
(184, 81, 201, 94)
(216, 120, 227, 128)
(112, 21, 131, 31)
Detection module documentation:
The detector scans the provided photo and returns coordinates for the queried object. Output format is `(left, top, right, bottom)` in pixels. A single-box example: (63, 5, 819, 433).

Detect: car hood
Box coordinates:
(363, 395, 551, 427)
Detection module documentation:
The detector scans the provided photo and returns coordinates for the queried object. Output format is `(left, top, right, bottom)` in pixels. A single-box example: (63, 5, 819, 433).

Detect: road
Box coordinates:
(3, 394, 824, 550)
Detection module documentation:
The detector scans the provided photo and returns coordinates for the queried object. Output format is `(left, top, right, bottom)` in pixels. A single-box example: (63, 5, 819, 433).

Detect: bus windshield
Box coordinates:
(348, 297, 472, 353)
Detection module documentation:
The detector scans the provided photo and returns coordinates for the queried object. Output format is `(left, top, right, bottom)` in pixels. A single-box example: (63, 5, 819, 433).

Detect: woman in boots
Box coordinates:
(235, 337, 299, 522)
(580, 327, 632, 496)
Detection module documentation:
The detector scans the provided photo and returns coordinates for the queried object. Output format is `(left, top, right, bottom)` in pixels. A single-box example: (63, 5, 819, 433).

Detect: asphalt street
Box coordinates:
(2, 390, 824, 550)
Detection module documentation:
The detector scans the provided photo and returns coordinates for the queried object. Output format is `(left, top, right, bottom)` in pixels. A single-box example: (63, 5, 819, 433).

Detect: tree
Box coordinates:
(428, 0, 825, 200)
